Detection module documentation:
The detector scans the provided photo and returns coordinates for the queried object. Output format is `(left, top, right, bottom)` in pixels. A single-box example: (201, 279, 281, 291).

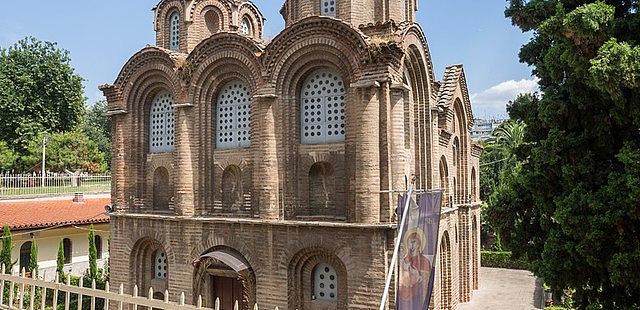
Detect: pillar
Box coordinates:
(174, 103, 195, 216)
(109, 111, 127, 211)
(253, 94, 279, 220)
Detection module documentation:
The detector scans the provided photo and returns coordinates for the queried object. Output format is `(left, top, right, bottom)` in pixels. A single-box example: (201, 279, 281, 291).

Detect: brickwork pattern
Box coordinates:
(102, 1, 483, 309)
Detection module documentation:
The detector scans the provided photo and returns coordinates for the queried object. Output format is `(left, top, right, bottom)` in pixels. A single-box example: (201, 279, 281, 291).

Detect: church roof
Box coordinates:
(437, 64, 474, 126)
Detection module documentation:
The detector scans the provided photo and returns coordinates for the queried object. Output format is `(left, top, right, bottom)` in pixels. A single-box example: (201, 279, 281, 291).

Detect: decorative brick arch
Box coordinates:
(286, 246, 349, 309)
(400, 25, 436, 85)
(128, 233, 176, 295)
(439, 155, 450, 207)
(238, 2, 265, 39)
(155, 0, 187, 51)
(187, 0, 233, 23)
(189, 236, 261, 276)
(439, 231, 453, 310)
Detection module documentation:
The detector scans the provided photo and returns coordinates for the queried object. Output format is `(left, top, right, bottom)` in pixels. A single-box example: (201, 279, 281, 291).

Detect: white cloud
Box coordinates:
(471, 78, 540, 118)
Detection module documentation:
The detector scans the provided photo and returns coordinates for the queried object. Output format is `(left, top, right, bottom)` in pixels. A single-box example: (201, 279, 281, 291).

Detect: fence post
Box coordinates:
(8, 279, 14, 308)
(118, 283, 124, 310)
(197, 295, 202, 309)
(179, 292, 185, 306)
(215, 298, 220, 310)
(0, 264, 5, 307)
(77, 277, 83, 310)
(64, 275, 71, 310)
(29, 271, 36, 310)
(90, 279, 96, 310)
(132, 284, 138, 310)
(104, 281, 110, 309)
(40, 286, 46, 310)
(53, 273, 59, 310)
(164, 290, 169, 303)
(18, 268, 25, 310)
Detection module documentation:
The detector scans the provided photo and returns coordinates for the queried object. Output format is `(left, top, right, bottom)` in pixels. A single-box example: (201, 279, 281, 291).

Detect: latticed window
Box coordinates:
(154, 251, 167, 279)
(149, 92, 176, 153)
(240, 17, 251, 35)
(216, 81, 251, 149)
(300, 69, 345, 144)
(169, 12, 180, 51)
(320, 0, 336, 17)
(313, 263, 337, 301)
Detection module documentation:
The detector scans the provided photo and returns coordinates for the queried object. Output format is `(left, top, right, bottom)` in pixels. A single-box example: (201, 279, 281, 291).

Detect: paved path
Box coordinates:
(458, 267, 544, 310)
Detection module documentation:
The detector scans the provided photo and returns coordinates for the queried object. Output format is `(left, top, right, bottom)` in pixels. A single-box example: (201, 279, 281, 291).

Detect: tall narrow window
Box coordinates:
(154, 251, 168, 279)
(320, 0, 336, 17)
(240, 17, 252, 36)
(216, 81, 251, 149)
(19, 242, 32, 272)
(313, 263, 337, 301)
(63, 238, 72, 264)
(169, 12, 180, 51)
(149, 92, 176, 153)
(300, 69, 345, 144)
(95, 235, 103, 259)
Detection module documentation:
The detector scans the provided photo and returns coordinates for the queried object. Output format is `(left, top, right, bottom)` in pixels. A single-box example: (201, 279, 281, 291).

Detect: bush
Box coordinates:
(481, 251, 530, 270)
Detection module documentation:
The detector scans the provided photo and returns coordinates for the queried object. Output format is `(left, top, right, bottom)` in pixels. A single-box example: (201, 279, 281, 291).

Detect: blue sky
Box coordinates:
(0, 0, 538, 118)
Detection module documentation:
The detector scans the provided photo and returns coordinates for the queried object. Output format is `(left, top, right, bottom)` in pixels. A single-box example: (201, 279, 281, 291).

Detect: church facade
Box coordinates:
(100, 0, 482, 308)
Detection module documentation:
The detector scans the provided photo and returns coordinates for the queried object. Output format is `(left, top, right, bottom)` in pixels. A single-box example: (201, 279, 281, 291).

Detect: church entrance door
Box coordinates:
(212, 275, 244, 309)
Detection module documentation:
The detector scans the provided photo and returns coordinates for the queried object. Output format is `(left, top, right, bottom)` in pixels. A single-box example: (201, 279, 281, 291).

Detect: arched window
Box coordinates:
(19, 241, 31, 272)
(320, 0, 336, 17)
(300, 69, 345, 144)
(240, 16, 252, 36)
(153, 167, 171, 210)
(149, 92, 176, 153)
(216, 81, 251, 149)
(169, 12, 180, 51)
(63, 238, 72, 264)
(95, 235, 103, 259)
(204, 9, 220, 35)
(471, 167, 477, 201)
(313, 263, 337, 301)
(154, 250, 168, 279)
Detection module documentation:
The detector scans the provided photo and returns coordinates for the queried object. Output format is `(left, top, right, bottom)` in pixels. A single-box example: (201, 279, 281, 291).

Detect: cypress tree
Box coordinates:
(56, 240, 65, 279)
(0, 225, 13, 273)
(28, 238, 38, 275)
(88, 225, 97, 280)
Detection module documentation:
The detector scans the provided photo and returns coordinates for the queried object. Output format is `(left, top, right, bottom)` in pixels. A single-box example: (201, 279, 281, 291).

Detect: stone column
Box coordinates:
(353, 81, 381, 223)
(174, 103, 195, 216)
(389, 84, 411, 216)
(108, 111, 127, 211)
(253, 94, 279, 220)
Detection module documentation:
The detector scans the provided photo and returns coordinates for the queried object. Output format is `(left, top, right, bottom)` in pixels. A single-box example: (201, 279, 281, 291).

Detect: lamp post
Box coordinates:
(41, 135, 48, 187)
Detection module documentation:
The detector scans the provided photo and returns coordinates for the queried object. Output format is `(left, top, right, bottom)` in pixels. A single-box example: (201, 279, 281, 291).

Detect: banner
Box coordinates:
(396, 192, 443, 310)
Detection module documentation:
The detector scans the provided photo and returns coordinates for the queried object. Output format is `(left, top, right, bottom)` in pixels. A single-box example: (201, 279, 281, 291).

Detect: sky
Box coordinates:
(0, 0, 539, 118)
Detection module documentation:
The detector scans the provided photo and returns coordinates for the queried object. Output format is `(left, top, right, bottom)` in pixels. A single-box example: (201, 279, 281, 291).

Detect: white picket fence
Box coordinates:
(0, 173, 110, 198)
(0, 267, 272, 310)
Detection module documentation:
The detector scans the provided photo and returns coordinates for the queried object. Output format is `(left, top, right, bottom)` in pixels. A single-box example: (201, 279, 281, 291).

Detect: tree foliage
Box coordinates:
(88, 226, 98, 280)
(0, 37, 85, 153)
(22, 131, 107, 173)
(56, 240, 65, 280)
(489, 1, 640, 308)
(0, 141, 18, 172)
(28, 237, 38, 275)
(0, 226, 13, 272)
(82, 101, 111, 169)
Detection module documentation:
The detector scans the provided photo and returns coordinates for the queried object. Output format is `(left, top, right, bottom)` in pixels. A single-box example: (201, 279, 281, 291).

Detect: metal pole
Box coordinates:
(41, 136, 47, 187)
(379, 185, 414, 310)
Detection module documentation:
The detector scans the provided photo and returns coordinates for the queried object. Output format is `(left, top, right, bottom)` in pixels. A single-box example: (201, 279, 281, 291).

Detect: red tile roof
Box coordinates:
(0, 196, 110, 231)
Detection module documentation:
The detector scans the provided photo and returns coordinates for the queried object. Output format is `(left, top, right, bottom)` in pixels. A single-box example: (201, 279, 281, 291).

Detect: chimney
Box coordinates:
(73, 192, 85, 203)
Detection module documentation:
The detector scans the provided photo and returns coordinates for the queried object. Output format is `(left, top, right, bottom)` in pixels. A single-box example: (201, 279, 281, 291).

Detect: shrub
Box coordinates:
(481, 251, 530, 270)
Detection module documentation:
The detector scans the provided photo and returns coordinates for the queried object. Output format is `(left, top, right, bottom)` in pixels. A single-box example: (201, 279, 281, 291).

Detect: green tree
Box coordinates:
(28, 238, 38, 275)
(82, 101, 111, 170)
(0, 141, 18, 172)
(489, 1, 640, 308)
(0, 226, 13, 272)
(0, 37, 85, 153)
(22, 131, 107, 173)
(87, 226, 98, 280)
(56, 240, 65, 280)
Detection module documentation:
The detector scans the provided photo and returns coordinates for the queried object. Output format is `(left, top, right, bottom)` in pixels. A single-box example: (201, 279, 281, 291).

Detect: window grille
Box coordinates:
(149, 92, 176, 153)
(155, 251, 168, 279)
(241, 17, 251, 35)
(321, 0, 336, 17)
(169, 12, 180, 51)
(216, 81, 251, 149)
(313, 263, 337, 301)
(300, 69, 345, 144)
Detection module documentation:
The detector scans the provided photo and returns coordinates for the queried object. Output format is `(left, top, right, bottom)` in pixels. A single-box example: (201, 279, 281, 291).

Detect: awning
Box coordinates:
(200, 251, 250, 272)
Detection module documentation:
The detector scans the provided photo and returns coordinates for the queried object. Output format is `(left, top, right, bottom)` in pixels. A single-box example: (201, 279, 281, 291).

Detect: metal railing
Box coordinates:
(0, 173, 110, 198)
(0, 266, 276, 310)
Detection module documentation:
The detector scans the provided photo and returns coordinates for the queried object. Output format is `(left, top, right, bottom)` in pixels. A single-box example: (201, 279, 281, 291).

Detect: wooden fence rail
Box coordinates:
(0, 266, 273, 310)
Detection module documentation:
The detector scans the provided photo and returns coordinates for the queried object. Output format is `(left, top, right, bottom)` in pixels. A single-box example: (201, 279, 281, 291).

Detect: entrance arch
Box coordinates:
(193, 246, 256, 309)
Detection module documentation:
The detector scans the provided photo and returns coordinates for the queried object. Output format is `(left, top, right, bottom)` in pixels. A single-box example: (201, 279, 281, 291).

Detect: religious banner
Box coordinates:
(396, 191, 443, 310)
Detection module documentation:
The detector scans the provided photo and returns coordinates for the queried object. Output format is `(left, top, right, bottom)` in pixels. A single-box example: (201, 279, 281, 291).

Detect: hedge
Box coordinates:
(481, 251, 530, 270)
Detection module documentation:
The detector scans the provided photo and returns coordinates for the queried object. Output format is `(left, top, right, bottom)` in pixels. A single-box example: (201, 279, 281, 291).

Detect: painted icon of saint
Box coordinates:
(398, 228, 432, 309)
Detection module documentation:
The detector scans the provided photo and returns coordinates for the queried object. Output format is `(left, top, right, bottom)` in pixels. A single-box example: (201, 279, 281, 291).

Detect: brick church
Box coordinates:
(100, 0, 482, 308)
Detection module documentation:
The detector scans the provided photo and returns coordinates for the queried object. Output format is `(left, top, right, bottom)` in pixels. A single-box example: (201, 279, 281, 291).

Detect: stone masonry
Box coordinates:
(100, 0, 483, 309)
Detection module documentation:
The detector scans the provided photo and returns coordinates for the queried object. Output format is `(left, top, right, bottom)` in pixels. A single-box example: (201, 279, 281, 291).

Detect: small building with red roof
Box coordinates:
(0, 194, 111, 280)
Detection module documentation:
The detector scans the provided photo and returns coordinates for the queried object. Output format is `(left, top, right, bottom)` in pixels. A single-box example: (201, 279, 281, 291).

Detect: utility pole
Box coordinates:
(41, 135, 48, 187)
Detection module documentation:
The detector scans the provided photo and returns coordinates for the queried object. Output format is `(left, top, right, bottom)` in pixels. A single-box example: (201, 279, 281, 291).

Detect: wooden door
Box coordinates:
(212, 276, 244, 310)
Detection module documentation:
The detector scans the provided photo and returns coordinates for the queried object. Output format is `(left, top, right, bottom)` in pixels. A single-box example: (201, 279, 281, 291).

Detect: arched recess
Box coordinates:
(193, 246, 256, 310)
(130, 238, 169, 296)
(471, 167, 477, 202)
(153, 166, 172, 211)
(221, 165, 243, 211)
(308, 162, 336, 211)
(288, 247, 348, 309)
(154, 0, 186, 51)
(439, 232, 452, 310)
(453, 137, 461, 204)
(19, 241, 32, 272)
(453, 99, 470, 203)
(63, 238, 72, 264)
(238, 2, 264, 39)
(439, 156, 450, 208)
(203, 6, 224, 35)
